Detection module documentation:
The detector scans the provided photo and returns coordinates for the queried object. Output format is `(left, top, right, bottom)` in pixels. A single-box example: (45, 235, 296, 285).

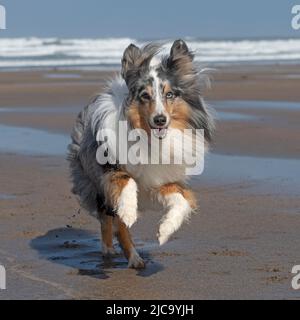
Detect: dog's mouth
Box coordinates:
(151, 127, 168, 139)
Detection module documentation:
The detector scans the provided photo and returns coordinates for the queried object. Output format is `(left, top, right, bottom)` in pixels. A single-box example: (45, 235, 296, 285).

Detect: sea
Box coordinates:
(0, 37, 300, 70)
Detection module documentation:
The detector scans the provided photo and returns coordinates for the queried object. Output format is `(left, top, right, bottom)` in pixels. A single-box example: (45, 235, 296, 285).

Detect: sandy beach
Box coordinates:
(0, 65, 300, 300)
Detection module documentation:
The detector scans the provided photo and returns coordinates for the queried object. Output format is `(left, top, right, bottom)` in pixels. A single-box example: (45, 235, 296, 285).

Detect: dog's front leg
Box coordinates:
(156, 183, 196, 245)
(103, 171, 138, 228)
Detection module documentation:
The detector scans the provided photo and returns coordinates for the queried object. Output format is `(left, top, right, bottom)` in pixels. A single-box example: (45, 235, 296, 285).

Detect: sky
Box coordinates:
(0, 0, 299, 39)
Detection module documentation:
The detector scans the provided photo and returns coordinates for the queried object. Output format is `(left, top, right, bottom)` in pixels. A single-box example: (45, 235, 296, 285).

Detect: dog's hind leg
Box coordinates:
(99, 213, 116, 256)
(156, 183, 197, 246)
(114, 216, 145, 269)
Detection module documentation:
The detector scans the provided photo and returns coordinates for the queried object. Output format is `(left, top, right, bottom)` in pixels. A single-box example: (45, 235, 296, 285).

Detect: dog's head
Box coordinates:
(121, 40, 214, 141)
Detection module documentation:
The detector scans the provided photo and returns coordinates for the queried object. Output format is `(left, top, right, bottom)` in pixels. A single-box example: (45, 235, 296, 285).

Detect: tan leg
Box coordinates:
(114, 216, 145, 269)
(99, 213, 116, 255)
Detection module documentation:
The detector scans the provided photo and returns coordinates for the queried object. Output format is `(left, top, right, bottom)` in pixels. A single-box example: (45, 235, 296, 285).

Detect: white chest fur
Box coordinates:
(125, 163, 188, 190)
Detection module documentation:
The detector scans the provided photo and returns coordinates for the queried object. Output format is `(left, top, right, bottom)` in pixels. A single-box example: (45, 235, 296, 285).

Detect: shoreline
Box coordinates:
(1, 64, 300, 105)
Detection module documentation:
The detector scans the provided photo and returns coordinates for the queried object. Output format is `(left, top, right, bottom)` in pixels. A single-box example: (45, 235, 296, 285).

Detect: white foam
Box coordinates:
(1, 37, 300, 69)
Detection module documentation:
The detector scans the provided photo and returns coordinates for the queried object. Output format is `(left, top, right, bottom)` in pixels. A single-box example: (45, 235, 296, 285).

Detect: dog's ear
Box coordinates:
(170, 39, 194, 62)
(166, 39, 194, 75)
(121, 44, 142, 83)
(170, 39, 190, 57)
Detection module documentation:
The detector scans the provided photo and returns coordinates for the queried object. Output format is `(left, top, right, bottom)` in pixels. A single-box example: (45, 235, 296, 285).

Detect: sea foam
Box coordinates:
(0, 37, 300, 70)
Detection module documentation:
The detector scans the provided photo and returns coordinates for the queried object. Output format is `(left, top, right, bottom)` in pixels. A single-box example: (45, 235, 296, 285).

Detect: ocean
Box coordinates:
(0, 37, 300, 70)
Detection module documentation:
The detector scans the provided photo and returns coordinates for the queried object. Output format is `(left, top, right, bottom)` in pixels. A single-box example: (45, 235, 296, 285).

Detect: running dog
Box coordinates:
(68, 40, 214, 268)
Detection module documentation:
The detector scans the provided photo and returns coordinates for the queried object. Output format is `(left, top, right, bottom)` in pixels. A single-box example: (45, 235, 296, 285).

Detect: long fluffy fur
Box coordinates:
(68, 41, 214, 217)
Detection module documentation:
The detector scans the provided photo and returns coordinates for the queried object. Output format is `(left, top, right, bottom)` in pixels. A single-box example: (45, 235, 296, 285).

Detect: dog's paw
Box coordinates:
(117, 178, 138, 228)
(157, 220, 175, 246)
(102, 244, 117, 256)
(128, 249, 145, 269)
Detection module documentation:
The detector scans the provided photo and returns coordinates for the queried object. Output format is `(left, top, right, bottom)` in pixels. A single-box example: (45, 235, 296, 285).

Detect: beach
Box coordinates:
(0, 65, 300, 300)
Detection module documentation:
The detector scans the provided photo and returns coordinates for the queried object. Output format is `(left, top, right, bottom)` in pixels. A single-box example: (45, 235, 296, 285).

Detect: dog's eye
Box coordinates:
(166, 92, 174, 99)
(140, 92, 151, 100)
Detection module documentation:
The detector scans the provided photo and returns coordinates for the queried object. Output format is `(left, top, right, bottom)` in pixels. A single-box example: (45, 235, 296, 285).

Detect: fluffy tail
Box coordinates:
(67, 105, 99, 215)
(67, 108, 86, 163)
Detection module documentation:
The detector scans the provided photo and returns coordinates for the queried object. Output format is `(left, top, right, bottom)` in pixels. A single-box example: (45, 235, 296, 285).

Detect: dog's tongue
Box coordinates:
(153, 128, 167, 139)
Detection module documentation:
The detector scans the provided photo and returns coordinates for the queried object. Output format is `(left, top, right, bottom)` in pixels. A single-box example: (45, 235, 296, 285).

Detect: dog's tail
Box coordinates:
(67, 106, 90, 200)
(67, 104, 99, 215)
(67, 107, 86, 163)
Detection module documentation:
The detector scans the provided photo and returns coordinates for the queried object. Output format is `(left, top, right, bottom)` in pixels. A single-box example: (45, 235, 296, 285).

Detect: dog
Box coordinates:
(68, 40, 214, 269)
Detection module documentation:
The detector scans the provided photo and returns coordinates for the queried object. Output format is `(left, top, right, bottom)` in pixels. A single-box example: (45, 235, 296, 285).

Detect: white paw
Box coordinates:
(117, 178, 138, 228)
(128, 248, 145, 269)
(157, 220, 175, 245)
(157, 193, 192, 246)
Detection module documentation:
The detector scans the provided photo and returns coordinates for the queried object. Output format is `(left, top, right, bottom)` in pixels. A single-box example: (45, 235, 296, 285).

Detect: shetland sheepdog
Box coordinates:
(68, 40, 214, 269)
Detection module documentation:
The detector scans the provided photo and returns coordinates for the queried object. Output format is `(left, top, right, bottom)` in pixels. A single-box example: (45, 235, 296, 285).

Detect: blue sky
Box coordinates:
(0, 0, 299, 39)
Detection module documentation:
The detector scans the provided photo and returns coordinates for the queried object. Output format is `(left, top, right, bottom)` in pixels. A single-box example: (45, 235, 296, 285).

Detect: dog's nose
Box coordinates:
(153, 114, 167, 127)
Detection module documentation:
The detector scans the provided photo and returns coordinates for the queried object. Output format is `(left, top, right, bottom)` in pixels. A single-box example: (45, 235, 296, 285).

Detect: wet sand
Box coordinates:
(0, 66, 300, 300)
